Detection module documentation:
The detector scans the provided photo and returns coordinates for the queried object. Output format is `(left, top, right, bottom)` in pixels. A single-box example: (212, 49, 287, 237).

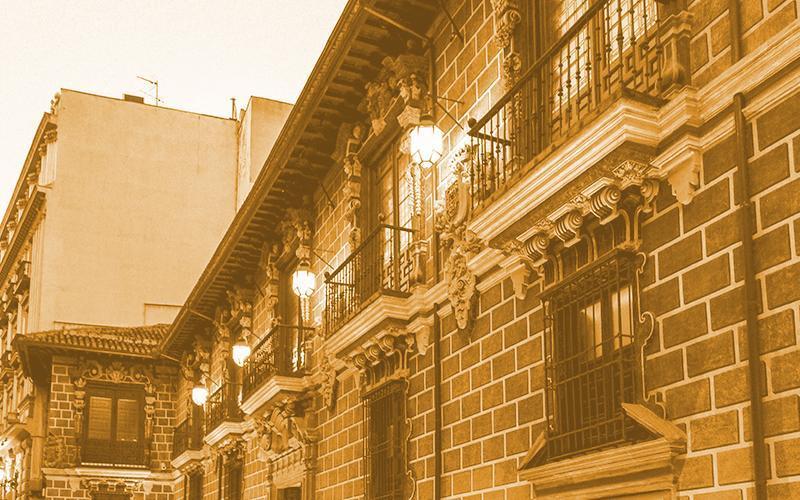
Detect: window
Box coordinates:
(224, 458, 243, 500)
(278, 487, 302, 500)
(542, 249, 645, 461)
(82, 385, 144, 466)
(365, 381, 405, 500)
(187, 470, 203, 500)
(542, 0, 659, 116)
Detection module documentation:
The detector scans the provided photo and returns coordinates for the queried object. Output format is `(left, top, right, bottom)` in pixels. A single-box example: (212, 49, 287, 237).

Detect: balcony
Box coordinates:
(468, 0, 667, 211)
(241, 325, 313, 405)
(172, 418, 204, 459)
(205, 382, 242, 436)
(324, 224, 414, 334)
(81, 439, 146, 468)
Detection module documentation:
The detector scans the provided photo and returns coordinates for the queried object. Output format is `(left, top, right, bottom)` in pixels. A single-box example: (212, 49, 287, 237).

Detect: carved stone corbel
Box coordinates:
(651, 137, 702, 205)
(255, 400, 316, 463)
(499, 240, 535, 300)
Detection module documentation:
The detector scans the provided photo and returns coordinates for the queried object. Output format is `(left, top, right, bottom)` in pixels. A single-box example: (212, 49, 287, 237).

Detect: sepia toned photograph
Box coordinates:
(1, 1, 799, 498)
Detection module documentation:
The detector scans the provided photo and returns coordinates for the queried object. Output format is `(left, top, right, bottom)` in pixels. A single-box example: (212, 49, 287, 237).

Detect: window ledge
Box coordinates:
(519, 404, 686, 499)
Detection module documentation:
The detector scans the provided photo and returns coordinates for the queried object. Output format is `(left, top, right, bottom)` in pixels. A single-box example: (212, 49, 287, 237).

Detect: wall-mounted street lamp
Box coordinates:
(190, 367, 209, 406)
(291, 260, 316, 299)
(409, 115, 444, 169)
(231, 335, 251, 368)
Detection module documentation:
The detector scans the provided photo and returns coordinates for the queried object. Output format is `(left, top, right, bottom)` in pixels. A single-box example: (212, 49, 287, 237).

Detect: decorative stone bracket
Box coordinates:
(254, 400, 317, 463)
(359, 41, 429, 136)
(652, 135, 703, 205)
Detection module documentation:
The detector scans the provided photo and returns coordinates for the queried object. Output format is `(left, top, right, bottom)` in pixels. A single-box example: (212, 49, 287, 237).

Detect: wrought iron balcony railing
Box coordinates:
(324, 224, 414, 334)
(81, 439, 146, 467)
(205, 382, 242, 433)
(241, 324, 314, 400)
(468, 0, 665, 210)
(172, 417, 204, 459)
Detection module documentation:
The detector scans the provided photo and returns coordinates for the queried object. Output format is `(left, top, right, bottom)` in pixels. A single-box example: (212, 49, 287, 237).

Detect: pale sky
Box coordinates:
(0, 0, 348, 211)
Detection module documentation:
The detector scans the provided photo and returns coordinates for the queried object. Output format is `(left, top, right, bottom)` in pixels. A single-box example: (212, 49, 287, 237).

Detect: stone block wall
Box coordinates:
(690, 0, 798, 86)
(639, 89, 800, 498)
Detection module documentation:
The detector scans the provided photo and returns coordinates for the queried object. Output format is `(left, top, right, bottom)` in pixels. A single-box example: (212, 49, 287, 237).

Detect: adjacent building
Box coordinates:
(0, 90, 290, 498)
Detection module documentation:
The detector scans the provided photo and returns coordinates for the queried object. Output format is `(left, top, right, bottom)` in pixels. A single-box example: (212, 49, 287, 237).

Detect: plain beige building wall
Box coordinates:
(236, 96, 292, 208)
(32, 89, 239, 330)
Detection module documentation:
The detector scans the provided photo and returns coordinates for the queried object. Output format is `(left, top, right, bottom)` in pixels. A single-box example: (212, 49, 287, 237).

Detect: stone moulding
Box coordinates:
(519, 403, 686, 499)
(496, 164, 659, 294)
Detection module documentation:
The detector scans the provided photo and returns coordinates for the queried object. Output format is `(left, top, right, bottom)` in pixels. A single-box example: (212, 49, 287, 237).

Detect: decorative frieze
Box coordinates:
(497, 160, 660, 283)
(346, 328, 426, 392)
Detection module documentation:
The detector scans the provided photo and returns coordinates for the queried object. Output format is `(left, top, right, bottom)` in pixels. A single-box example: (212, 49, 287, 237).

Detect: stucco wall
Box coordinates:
(35, 90, 238, 330)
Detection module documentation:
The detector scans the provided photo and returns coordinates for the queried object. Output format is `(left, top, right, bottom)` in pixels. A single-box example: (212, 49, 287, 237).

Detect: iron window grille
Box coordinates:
(187, 471, 203, 500)
(542, 248, 647, 461)
(364, 380, 407, 500)
(224, 457, 243, 500)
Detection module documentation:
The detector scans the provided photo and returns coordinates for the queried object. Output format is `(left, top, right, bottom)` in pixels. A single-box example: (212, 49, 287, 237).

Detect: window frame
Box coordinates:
(223, 457, 244, 500)
(541, 248, 645, 461)
(364, 380, 406, 500)
(81, 382, 145, 466)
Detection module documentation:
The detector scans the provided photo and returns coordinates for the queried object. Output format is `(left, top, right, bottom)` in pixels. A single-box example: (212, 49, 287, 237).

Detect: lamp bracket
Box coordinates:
(362, 6, 430, 44)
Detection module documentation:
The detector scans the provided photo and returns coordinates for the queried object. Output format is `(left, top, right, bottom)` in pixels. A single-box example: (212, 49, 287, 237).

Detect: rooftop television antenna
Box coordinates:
(136, 76, 162, 106)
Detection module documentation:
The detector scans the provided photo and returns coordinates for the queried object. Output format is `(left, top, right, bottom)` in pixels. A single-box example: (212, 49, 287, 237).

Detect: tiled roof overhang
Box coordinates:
(161, 0, 440, 358)
(15, 324, 167, 357)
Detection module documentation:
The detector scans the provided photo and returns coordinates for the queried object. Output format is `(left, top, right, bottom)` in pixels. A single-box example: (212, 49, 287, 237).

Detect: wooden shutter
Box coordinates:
(87, 395, 113, 440)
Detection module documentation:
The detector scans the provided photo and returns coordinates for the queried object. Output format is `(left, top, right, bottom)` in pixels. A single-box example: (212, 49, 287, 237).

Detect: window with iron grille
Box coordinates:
(224, 458, 243, 500)
(364, 381, 406, 500)
(187, 470, 203, 500)
(542, 248, 647, 461)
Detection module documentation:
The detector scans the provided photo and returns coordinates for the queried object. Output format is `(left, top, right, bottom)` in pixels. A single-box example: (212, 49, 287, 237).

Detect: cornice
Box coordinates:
(162, 0, 371, 358)
(0, 188, 46, 290)
(239, 375, 310, 416)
